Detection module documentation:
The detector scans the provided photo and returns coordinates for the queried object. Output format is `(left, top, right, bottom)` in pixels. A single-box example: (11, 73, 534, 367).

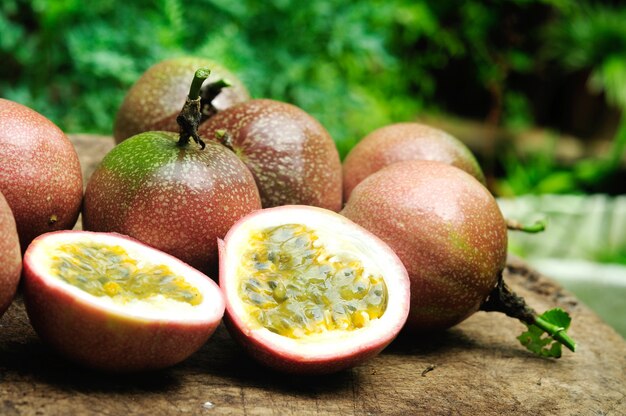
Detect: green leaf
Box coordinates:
(518, 308, 572, 358)
(541, 307, 572, 330)
(518, 325, 562, 358)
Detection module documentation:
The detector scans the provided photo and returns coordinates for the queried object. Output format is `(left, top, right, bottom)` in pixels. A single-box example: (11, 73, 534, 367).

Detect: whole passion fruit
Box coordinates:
(219, 205, 410, 374)
(83, 69, 261, 274)
(0, 98, 83, 250)
(114, 56, 250, 143)
(199, 99, 343, 211)
(342, 123, 485, 201)
(342, 160, 507, 331)
(0, 191, 21, 317)
(23, 230, 225, 372)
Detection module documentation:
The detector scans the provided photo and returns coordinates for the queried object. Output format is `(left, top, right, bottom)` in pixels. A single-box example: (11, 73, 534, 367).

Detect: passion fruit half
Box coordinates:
(23, 231, 225, 372)
(219, 205, 410, 374)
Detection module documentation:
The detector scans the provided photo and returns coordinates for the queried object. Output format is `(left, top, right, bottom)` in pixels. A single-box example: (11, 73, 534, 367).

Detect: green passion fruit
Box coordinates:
(23, 230, 225, 372)
(0, 98, 83, 250)
(0, 191, 21, 317)
(342, 160, 507, 331)
(342, 122, 485, 201)
(219, 205, 410, 374)
(82, 131, 261, 274)
(114, 56, 250, 143)
(83, 69, 261, 274)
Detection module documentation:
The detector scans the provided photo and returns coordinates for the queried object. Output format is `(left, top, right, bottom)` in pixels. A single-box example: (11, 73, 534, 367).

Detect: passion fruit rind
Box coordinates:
(342, 160, 508, 331)
(0, 192, 21, 317)
(219, 205, 410, 374)
(23, 230, 225, 372)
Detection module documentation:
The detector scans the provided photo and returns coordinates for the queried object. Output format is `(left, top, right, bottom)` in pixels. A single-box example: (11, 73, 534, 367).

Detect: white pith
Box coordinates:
(222, 205, 410, 360)
(28, 231, 224, 323)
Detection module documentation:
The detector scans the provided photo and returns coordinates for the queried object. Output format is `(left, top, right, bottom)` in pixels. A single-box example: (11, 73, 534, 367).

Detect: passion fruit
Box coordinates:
(0, 98, 83, 250)
(83, 69, 261, 274)
(114, 57, 250, 143)
(342, 160, 507, 331)
(0, 191, 21, 317)
(23, 230, 225, 372)
(199, 99, 343, 211)
(342, 123, 485, 201)
(219, 205, 410, 374)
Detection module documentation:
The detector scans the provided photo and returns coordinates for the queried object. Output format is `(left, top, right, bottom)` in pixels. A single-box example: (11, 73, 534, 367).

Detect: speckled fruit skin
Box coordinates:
(22, 231, 225, 372)
(342, 122, 486, 201)
(114, 57, 250, 143)
(0, 192, 21, 317)
(341, 160, 507, 331)
(82, 131, 261, 274)
(219, 205, 411, 375)
(0, 98, 83, 250)
(199, 99, 342, 211)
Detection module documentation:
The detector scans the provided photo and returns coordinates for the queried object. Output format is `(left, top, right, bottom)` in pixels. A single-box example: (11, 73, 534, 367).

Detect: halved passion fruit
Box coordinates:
(23, 231, 225, 372)
(219, 205, 410, 374)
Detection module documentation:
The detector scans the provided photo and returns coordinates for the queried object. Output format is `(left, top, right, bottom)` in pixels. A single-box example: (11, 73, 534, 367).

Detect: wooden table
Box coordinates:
(0, 135, 623, 415)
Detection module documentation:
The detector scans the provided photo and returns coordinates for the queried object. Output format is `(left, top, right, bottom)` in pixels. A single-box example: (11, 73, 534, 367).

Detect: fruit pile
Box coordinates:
(0, 57, 575, 374)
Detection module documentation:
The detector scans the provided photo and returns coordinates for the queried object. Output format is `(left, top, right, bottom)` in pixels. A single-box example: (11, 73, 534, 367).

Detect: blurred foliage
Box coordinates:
(1, 0, 625, 169)
(497, 2, 626, 195)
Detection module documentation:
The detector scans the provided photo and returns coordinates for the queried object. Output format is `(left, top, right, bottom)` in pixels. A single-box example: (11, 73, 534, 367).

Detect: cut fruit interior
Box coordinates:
(220, 205, 410, 367)
(26, 231, 223, 323)
(238, 223, 388, 339)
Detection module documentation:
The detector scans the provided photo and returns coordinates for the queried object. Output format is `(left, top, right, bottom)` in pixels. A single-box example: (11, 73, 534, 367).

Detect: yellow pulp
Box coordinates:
(51, 242, 202, 305)
(238, 224, 387, 339)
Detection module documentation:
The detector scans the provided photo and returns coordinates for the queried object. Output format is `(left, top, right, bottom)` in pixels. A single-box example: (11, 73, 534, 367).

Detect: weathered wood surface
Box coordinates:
(0, 135, 623, 415)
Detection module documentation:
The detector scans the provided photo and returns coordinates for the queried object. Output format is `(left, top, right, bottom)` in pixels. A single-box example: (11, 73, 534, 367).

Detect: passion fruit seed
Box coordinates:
(51, 242, 202, 305)
(238, 224, 388, 338)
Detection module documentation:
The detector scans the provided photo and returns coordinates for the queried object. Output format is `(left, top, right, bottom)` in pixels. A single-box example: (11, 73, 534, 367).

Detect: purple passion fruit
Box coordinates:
(342, 160, 507, 331)
(23, 230, 225, 372)
(219, 205, 410, 374)
(82, 131, 261, 274)
(342, 122, 486, 201)
(0, 98, 83, 249)
(0, 192, 21, 317)
(114, 57, 250, 143)
(199, 99, 343, 211)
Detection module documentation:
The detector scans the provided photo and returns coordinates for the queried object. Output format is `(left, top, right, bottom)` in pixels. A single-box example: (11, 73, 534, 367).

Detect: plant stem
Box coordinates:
(480, 274, 576, 352)
(533, 315, 576, 352)
(190, 68, 211, 100)
(506, 218, 546, 233)
(177, 68, 210, 149)
(215, 129, 234, 151)
(200, 79, 232, 121)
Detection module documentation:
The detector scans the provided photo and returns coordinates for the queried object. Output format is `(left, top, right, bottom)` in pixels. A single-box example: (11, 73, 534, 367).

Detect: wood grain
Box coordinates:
(0, 135, 623, 415)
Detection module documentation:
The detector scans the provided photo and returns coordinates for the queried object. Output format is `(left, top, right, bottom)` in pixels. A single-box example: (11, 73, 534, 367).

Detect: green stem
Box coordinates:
(506, 218, 546, 233)
(480, 274, 576, 355)
(189, 68, 211, 100)
(533, 316, 576, 352)
(176, 68, 211, 149)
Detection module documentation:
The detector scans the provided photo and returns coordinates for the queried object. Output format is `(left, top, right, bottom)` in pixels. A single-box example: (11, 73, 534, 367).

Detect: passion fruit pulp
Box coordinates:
(219, 205, 410, 374)
(23, 231, 225, 372)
